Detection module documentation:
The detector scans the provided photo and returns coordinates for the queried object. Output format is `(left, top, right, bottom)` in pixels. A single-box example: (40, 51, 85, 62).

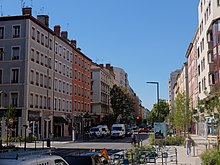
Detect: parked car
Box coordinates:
(125, 128, 132, 137)
(138, 127, 149, 133)
(0, 151, 69, 165)
(111, 124, 126, 138)
(89, 127, 102, 138)
(97, 125, 110, 137)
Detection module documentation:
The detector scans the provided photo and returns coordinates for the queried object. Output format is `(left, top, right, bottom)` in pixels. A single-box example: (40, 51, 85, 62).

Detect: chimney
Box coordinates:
(61, 31, 68, 41)
(106, 64, 111, 70)
(77, 47, 81, 51)
(71, 40, 77, 48)
(99, 64, 104, 69)
(22, 7, 32, 16)
(54, 25, 61, 36)
(37, 15, 49, 27)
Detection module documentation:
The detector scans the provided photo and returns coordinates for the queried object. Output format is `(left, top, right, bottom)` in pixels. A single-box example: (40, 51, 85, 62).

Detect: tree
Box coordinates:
(146, 99, 169, 124)
(110, 85, 135, 124)
(173, 92, 190, 135)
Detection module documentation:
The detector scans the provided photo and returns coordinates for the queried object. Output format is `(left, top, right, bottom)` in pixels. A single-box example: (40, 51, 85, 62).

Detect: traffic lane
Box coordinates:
(83, 132, 149, 143)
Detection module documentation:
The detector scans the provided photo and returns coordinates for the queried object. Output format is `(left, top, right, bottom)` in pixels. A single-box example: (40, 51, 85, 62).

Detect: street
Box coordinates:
(11, 133, 150, 150)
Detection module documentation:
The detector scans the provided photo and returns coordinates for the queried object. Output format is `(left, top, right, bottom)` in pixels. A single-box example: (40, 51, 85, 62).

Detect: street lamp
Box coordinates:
(146, 81, 160, 122)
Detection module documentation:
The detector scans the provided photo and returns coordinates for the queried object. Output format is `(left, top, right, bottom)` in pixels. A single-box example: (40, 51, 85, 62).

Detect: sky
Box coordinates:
(0, 0, 199, 110)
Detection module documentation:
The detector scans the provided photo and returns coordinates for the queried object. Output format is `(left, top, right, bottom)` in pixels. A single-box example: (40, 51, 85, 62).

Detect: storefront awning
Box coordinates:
(54, 116, 68, 124)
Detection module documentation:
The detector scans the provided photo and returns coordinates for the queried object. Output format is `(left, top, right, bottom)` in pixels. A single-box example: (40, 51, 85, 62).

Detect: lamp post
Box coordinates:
(146, 81, 160, 122)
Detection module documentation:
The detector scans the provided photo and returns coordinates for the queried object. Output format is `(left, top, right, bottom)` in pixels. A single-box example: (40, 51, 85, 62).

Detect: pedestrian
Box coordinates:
(131, 132, 136, 145)
(185, 134, 191, 156)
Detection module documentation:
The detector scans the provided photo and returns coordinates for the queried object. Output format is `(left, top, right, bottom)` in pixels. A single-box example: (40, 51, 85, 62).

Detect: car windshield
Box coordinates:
(112, 127, 122, 131)
(90, 128, 99, 132)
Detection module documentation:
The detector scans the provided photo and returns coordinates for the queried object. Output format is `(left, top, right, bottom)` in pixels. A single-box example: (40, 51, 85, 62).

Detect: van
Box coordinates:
(97, 125, 110, 137)
(0, 150, 69, 165)
(111, 124, 125, 138)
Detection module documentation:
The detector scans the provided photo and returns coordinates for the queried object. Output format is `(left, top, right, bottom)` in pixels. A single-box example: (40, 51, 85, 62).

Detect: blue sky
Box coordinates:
(1, 0, 199, 110)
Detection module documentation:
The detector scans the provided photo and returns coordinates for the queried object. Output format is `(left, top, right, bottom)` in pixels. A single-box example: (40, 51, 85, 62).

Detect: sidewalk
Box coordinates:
(174, 134, 211, 165)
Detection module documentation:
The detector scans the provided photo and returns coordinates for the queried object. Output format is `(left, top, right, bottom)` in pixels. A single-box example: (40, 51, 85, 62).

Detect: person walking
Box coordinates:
(131, 132, 136, 145)
(185, 134, 191, 156)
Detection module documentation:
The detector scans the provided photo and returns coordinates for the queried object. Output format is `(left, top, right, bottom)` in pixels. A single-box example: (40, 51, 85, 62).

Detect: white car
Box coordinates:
(89, 127, 102, 137)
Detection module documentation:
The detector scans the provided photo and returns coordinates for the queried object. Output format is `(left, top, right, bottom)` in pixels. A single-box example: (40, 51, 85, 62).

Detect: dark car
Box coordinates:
(64, 152, 108, 165)
(125, 128, 132, 137)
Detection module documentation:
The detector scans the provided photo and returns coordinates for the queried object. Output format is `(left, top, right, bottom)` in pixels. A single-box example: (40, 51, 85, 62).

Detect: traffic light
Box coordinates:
(136, 116, 140, 120)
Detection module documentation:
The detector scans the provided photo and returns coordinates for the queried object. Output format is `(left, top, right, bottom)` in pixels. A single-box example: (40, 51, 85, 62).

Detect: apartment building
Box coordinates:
(186, 30, 199, 111)
(113, 67, 129, 90)
(90, 63, 114, 123)
(0, 7, 93, 139)
(197, 0, 220, 99)
(196, 0, 220, 137)
(168, 69, 181, 112)
(72, 41, 92, 134)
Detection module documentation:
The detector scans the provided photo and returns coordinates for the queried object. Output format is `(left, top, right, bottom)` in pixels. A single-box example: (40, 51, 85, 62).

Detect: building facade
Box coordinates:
(168, 69, 181, 112)
(90, 63, 114, 124)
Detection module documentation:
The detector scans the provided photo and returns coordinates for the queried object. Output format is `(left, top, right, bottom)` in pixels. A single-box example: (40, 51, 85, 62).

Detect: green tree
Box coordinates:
(110, 85, 135, 124)
(173, 92, 190, 135)
(146, 99, 169, 124)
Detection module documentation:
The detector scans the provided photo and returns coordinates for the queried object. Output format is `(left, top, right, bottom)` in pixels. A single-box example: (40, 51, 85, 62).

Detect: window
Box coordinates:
(36, 51, 40, 63)
(30, 93, 33, 108)
(30, 70, 34, 84)
(55, 60, 58, 71)
(35, 94, 38, 108)
(40, 95, 43, 108)
(31, 48, 34, 61)
(48, 58, 51, 68)
(0, 69, 2, 84)
(63, 64, 66, 75)
(54, 98, 57, 110)
(41, 33, 44, 45)
(55, 42, 58, 54)
(0, 48, 3, 60)
(11, 92, 18, 107)
(57, 98, 61, 110)
(13, 25, 20, 38)
(40, 73, 43, 87)
(0, 27, 4, 39)
(49, 38, 52, 50)
(44, 75, 47, 88)
(12, 47, 20, 60)
(63, 81, 66, 93)
(40, 53, 44, 65)
(67, 83, 69, 94)
(44, 96, 47, 109)
(37, 31, 40, 43)
(59, 62, 62, 74)
(45, 36, 48, 47)
(11, 68, 19, 83)
(36, 72, 39, 85)
(32, 27, 35, 39)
